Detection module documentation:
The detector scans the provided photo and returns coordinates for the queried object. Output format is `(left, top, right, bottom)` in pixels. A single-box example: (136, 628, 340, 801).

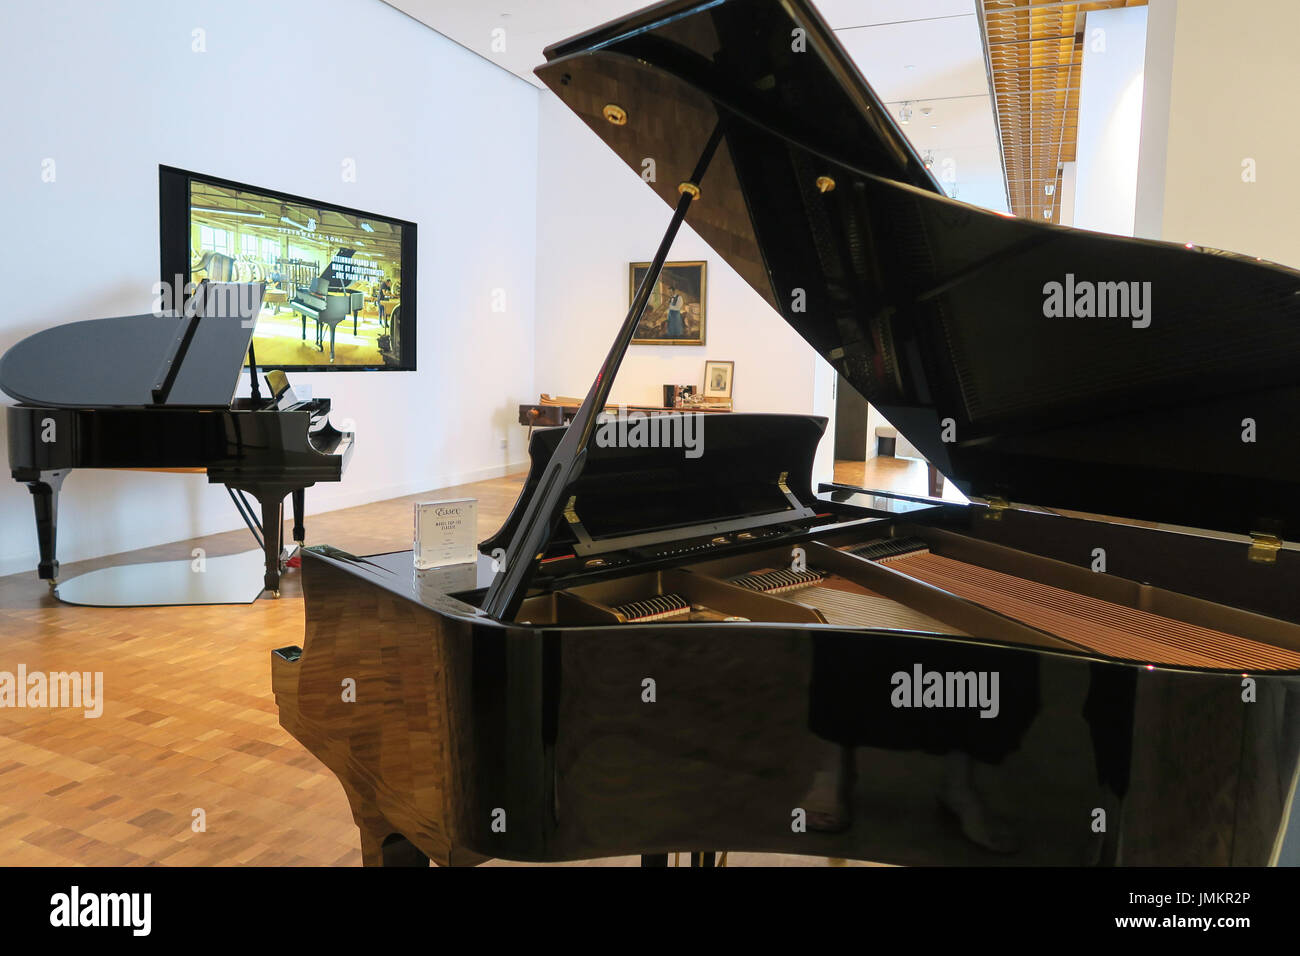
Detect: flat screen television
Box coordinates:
(159, 165, 416, 371)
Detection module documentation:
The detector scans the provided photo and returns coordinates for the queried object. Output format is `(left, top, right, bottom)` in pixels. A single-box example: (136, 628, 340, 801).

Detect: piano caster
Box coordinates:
(47, 579, 57, 593)
(269, 589, 281, 599)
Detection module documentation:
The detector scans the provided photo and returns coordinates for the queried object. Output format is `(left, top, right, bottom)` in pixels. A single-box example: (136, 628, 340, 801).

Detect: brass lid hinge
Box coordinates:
(561, 494, 594, 551)
(982, 497, 1010, 520)
(1248, 532, 1282, 564)
(777, 471, 791, 494)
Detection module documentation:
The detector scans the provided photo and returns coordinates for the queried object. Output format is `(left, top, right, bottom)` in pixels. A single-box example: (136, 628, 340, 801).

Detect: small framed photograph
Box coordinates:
(703, 360, 734, 400)
(629, 260, 707, 345)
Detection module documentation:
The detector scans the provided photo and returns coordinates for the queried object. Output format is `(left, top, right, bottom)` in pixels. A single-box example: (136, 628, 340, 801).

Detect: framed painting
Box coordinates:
(629, 260, 706, 345)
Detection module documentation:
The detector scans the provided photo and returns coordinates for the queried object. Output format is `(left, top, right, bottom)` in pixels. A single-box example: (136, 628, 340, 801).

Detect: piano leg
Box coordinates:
(228, 483, 301, 596)
(380, 835, 429, 867)
(259, 490, 285, 596)
(328, 325, 336, 362)
(348, 797, 442, 866)
(636, 852, 716, 866)
(292, 489, 305, 545)
(300, 313, 306, 341)
(16, 468, 67, 585)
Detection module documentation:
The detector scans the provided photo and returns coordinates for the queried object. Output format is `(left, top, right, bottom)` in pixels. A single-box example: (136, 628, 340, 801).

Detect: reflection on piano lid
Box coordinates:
(273, 0, 1300, 869)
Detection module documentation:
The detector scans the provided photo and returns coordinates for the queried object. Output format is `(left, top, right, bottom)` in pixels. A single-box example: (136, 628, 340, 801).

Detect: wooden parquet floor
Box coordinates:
(0, 466, 903, 866)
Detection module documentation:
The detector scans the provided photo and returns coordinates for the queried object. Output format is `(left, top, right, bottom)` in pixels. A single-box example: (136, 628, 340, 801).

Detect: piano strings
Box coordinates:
(871, 547, 1300, 671)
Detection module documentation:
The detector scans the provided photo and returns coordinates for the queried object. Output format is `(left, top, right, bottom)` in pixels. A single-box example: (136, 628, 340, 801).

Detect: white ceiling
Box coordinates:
(384, 0, 1008, 212)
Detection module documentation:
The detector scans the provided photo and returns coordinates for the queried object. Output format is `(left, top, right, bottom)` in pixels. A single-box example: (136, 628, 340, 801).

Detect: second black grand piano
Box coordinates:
(2, 282, 354, 598)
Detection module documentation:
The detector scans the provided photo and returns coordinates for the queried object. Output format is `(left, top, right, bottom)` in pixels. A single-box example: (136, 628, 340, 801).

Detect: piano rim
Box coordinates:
(300, 522, 1300, 678)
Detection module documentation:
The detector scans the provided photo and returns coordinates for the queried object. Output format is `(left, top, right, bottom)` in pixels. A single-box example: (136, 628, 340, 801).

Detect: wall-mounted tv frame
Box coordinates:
(159, 165, 417, 371)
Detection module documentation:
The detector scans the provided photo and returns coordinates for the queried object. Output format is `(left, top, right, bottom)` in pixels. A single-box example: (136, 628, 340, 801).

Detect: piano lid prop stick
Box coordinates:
(482, 122, 726, 620)
(247, 340, 261, 402)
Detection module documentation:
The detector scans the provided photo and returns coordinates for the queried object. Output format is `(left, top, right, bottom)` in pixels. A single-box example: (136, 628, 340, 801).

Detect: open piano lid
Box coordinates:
(0, 282, 262, 409)
(537, 0, 1300, 542)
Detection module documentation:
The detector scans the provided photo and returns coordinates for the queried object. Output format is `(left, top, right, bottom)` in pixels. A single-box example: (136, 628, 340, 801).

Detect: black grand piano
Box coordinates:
(291, 278, 364, 363)
(272, 0, 1300, 866)
(2, 282, 354, 598)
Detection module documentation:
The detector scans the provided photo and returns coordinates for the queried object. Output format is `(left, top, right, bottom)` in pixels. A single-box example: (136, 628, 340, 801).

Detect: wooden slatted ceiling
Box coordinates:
(980, 0, 1148, 221)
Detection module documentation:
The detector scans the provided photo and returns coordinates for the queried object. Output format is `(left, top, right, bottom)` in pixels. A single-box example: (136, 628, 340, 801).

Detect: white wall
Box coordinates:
(1057, 161, 1078, 228)
(0, 0, 538, 576)
(1132, 0, 1176, 241)
(532, 95, 837, 484)
(1136, 0, 1300, 266)
(1072, 6, 1149, 236)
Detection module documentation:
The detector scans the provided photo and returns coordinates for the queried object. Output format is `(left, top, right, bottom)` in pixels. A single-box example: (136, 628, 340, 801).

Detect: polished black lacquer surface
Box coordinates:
(5, 400, 352, 594)
(0, 312, 255, 408)
(277, 489, 1300, 866)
